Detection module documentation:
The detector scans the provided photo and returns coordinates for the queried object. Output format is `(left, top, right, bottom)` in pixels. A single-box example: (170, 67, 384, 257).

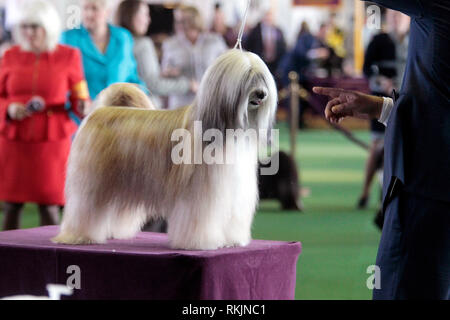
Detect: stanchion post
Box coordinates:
(289, 71, 300, 159)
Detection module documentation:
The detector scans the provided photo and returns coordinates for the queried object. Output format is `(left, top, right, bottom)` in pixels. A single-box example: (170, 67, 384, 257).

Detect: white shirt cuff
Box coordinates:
(378, 97, 394, 127)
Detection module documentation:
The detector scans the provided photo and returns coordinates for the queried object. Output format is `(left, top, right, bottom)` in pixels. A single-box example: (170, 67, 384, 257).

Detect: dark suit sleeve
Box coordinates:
(367, 0, 427, 18)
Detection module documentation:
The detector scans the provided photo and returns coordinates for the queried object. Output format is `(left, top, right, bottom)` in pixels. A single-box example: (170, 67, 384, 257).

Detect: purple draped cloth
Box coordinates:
(0, 226, 301, 300)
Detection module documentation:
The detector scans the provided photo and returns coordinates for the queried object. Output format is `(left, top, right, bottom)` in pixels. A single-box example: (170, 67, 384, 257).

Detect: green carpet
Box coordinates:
(17, 124, 382, 300)
(255, 124, 381, 300)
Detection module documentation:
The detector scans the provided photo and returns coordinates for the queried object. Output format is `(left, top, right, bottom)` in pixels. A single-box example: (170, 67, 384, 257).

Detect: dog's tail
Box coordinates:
(91, 83, 155, 113)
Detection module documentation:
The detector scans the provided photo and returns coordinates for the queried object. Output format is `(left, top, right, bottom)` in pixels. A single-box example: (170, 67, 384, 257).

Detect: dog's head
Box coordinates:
(194, 49, 277, 132)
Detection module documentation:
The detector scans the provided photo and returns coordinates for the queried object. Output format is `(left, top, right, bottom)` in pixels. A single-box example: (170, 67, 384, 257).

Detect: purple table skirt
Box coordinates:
(0, 226, 301, 300)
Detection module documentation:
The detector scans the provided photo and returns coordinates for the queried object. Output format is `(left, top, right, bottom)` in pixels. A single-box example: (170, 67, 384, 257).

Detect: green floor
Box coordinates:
(255, 124, 381, 300)
(18, 124, 381, 300)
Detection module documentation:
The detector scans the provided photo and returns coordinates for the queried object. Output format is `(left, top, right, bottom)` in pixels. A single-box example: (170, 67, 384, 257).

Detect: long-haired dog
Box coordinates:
(52, 49, 277, 250)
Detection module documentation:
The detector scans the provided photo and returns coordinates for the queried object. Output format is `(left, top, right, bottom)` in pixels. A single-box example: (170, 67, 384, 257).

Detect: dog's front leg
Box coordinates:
(167, 198, 228, 251)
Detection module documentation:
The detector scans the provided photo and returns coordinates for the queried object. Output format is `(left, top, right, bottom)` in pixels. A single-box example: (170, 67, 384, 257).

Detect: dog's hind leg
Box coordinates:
(52, 196, 108, 245)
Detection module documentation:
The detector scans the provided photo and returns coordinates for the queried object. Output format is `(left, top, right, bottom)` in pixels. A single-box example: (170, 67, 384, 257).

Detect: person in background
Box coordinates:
(279, 22, 316, 85)
(278, 22, 317, 127)
(61, 0, 145, 116)
(211, 2, 238, 48)
(311, 23, 342, 76)
(0, 0, 89, 230)
(243, 9, 286, 79)
(161, 5, 227, 110)
(324, 13, 346, 64)
(358, 9, 397, 211)
(116, 0, 196, 109)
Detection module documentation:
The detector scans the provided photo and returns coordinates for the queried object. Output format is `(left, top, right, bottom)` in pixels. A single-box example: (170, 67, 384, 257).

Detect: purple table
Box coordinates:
(0, 226, 301, 300)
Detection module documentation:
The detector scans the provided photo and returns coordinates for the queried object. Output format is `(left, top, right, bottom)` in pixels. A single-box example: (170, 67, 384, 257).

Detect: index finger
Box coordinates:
(313, 87, 346, 98)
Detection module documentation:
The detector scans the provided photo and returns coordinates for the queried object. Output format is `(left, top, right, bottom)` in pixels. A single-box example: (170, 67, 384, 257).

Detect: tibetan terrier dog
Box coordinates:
(52, 49, 278, 250)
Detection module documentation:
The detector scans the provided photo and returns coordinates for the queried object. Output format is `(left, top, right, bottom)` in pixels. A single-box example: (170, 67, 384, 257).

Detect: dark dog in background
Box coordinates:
(258, 151, 303, 211)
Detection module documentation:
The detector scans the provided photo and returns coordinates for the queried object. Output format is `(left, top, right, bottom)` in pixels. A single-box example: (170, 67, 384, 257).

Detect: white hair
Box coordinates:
(194, 49, 278, 133)
(14, 0, 62, 52)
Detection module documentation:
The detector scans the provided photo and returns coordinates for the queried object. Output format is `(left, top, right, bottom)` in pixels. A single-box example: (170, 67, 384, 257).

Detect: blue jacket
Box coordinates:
(61, 24, 145, 100)
(372, 0, 450, 208)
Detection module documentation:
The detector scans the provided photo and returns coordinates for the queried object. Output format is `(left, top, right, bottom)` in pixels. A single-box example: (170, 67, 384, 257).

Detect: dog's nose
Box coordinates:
(256, 90, 267, 100)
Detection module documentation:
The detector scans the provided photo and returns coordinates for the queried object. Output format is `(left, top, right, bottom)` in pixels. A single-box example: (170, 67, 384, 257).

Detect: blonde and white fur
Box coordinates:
(52, 49, 277, 250)
(90, 82, 155, 113)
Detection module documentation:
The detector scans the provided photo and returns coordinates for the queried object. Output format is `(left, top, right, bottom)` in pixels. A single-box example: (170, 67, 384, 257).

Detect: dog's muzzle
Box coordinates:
(249, 90, 267, 110)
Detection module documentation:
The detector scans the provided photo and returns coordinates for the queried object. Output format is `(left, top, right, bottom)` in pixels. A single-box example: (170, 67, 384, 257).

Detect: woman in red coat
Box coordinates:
(0, 1, 89, 230)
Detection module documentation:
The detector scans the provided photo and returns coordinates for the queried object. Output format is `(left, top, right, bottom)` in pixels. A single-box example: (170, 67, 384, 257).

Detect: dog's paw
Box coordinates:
(224, 237, 251, 249)
(51, 232, 100, 245)
(223, 231, 251, 248)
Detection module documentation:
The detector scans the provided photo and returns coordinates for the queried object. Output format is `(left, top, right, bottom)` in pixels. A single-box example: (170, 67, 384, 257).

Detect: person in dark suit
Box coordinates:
(314, 0, 449, 300)
(243, 10, 286, 78)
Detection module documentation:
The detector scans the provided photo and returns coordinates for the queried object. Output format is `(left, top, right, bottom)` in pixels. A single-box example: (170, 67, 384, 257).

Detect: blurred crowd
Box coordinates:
(0, 0, 410, 230)
(0, 1, 411, 111)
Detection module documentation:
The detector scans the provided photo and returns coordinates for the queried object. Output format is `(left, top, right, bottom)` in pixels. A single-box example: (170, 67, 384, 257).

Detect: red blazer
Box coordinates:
(0, 45, 89, 142)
